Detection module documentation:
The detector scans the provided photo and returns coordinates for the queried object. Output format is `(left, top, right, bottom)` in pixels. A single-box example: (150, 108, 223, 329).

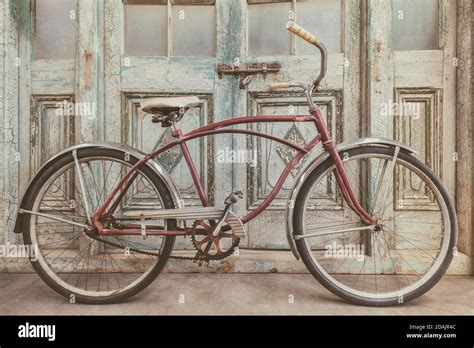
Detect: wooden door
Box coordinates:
(368, 0, 457, 257)
(16, 0, 106, 252)
(104, 0, 246, 250)
(231, 0, 363, 249)
(19, 0, 79, 189)
(19, 0, 458, 257)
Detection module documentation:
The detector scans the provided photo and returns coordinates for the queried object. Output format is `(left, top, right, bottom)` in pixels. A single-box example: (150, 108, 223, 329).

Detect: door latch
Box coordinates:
(217, 62, 281, 89)
(216, 62, 281, 78)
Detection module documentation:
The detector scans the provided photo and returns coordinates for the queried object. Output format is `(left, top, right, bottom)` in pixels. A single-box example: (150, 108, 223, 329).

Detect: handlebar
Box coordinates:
(286, 21, 317, 44)
(284, 21, 328, 94)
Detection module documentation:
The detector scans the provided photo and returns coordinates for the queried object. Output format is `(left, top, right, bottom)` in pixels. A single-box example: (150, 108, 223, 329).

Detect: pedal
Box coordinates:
(224, 191, 243, 205)
(211, 191, 244, 238)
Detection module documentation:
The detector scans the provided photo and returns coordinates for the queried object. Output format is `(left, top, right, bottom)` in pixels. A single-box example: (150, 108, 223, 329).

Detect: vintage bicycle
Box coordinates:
(13, 22, 457, 306)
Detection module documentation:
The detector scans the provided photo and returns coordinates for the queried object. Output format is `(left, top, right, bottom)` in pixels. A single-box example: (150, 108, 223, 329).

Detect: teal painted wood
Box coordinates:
(3, 0, 20, 246)
(367, 0, 459, 253)
(75, 0, 104, 143)
(20, 0, 79, 235)
(367, 0, 394, 139)
(235, 0, 362, 248)
(103, 0, 235, 250)
(104, 0, 124, 143)
(0, 0, 5, 247)
(214, 0, 246, 245)
(456, 0, 473, 257)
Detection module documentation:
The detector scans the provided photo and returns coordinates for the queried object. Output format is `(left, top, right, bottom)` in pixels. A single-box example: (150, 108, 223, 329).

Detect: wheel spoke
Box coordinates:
(298, 148, 452, 303)
(28, 152, 173, 301)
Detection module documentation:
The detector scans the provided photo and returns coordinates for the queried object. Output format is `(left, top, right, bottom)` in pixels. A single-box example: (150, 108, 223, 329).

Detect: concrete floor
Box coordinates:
(0, 274, 472, 315)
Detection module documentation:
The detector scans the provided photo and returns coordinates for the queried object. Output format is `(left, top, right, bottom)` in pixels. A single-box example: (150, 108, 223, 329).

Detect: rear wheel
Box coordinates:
(293, 146, 457, 306)
(22, 148, 176, 304)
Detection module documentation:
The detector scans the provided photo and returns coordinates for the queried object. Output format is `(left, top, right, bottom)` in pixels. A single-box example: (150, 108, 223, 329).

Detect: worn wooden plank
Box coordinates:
(233, 0, 250, 227)
(75, 0, 104, 143)
(3, 0, 20, 245)
(439, 0, 457, 198)
(31, 59, 75, 94)
(393, 50, 444, 87)
(342, 0, 362, 144)
(368, 0, 393, 138)
(17, 0, 31, 199)
(456, 0, 473, 258)
(104, 0, 123, 142)
(216, 0, 245, 216)
(367, 0, 394, 254)
(120, 56, 216, 92)
(0, 0, 7, 246)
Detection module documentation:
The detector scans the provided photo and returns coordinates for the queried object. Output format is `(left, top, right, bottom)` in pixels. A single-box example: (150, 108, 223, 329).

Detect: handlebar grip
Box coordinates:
(269, 82, 291, 90)
(286, 21, 317, 44)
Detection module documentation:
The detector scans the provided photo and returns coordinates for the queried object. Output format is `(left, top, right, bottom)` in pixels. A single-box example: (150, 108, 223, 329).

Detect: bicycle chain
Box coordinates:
(86, 218, 238, 262)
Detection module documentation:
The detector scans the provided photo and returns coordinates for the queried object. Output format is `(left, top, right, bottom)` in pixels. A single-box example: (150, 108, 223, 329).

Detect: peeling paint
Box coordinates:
(83, 49, 94, 90)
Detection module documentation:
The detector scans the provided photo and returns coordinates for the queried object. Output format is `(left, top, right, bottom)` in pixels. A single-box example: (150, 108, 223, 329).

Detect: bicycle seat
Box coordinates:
(140, 96, 200, 115)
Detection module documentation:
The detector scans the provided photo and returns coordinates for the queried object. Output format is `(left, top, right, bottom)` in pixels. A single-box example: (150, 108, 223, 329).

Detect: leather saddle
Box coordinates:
(140, 96, 200, 127)
(140, 96, 200, 115)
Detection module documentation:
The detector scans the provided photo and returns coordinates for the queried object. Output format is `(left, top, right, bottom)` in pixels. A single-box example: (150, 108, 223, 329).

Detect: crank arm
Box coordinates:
(211, 191, 243, 237)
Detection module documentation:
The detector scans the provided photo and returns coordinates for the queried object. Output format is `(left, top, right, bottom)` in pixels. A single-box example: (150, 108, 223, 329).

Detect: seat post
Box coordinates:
(171, 124, 182, 138)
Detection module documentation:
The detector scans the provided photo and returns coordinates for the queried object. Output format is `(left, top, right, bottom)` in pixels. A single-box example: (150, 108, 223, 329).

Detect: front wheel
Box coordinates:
(293, 146, 457, 306)
(22, 148, 176, 304)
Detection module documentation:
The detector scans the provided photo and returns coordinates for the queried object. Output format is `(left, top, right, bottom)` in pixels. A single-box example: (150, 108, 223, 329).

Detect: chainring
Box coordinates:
(190, 220, 240, 261)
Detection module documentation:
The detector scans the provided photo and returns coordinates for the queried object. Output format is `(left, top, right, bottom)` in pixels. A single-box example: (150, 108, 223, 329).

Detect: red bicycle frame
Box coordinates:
(91, 107, 377, 237)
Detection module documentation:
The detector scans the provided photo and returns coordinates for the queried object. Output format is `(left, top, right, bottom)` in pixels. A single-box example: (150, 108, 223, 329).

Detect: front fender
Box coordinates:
(285, 137, 418, 260)
(13, 142, 182, 234)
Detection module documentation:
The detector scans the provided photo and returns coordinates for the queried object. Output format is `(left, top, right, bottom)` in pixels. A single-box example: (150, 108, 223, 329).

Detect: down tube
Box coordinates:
(241, 135, 320, 224)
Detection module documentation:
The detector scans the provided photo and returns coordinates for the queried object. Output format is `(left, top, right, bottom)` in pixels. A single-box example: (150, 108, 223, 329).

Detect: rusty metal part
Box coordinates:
(191, 220, 239, 261)
(240, 75, 254, 89)
(216, 62, 281, 78)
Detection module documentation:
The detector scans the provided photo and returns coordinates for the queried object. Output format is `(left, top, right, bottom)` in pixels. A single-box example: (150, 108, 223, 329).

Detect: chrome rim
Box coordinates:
(300, 152, 451, 301)
(30, 155, 169, 298)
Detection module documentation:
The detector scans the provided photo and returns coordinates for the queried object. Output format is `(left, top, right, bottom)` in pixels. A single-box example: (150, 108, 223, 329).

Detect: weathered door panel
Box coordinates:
(232, 0, 362, 249)
(105, 2, 217, 207)
(19, 0, 78, 211)
(104, 0, 241, 249)
(18, 0, 96, 249)
(368, 0, 457, 253)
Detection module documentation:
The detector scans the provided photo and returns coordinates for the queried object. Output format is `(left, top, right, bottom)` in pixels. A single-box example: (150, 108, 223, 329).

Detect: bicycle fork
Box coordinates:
(310, 107, 378, 227)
